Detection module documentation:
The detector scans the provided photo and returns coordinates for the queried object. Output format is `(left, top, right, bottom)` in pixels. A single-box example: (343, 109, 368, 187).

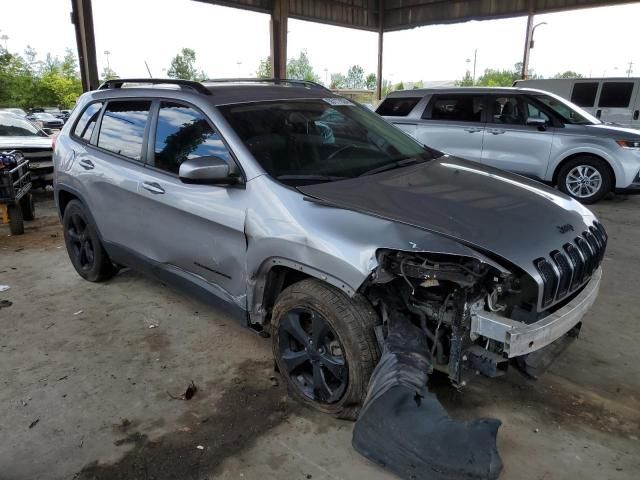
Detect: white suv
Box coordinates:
(377, 87, 640, 203)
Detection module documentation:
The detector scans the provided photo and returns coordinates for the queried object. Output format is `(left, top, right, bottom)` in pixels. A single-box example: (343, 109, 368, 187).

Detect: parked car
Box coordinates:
(27, 112, 64, 130)
(0, 107, 28, 118)
(377, 87, 640, 203)
(515, 77, 640, 129)
(0, 112, 55, 188)
(54, 79, 605, 421)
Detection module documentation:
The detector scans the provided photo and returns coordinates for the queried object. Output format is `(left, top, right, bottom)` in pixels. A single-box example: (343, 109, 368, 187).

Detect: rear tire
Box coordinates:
(272, 278, 380, 420)
(62, 200, 117, 282)
(20, 193, 35, 221)
(557, 156, 613, 204)
(8, 204, 24, 235)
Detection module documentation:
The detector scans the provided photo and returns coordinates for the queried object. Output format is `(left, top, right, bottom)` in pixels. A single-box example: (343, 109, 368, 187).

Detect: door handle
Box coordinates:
(464, 127, 482, 133)
(79, 159, 94, 170)
(634, 110, 639, 120)
(142, 182, 165, 195)
(488, 129, 505, 135)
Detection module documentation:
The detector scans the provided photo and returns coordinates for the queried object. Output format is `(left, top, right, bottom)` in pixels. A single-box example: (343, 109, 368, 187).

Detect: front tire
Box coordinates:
(62, 200, 117, 282)
(8, 204, 24, 235)
(272, 279, 380, 420)
(20, 193, 35, 221)
(557, 156, 612, 204)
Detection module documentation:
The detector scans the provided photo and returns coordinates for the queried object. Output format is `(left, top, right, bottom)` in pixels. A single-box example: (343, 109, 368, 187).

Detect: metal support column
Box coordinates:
(376, 0, 384, 102)
(521, 10, 534, 80)
(70, 0, 99, 91)
(270, 0, 288, 79)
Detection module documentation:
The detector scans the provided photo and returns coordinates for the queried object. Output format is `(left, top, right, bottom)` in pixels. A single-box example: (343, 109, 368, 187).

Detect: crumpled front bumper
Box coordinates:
(471, 268, 601, 358)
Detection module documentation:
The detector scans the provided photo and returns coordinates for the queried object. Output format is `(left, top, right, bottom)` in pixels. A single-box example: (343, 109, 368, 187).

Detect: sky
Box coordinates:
(1, 0, 639, 83)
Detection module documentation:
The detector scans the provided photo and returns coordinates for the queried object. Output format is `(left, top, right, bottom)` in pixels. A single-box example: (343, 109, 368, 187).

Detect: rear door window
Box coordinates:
(570, 83, 598, 107)
(73, 102, 103, 142)
(152, 102, 233, 174)
(424, 95, 484, 122)
(375, 97, 421, 116)
(97, 100, 152, 161)
(598, 82, 634, 108)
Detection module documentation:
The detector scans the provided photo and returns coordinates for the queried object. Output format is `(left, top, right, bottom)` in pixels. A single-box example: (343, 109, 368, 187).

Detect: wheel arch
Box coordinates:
(248, 257, 361, 326)
(552, 152, 616, 187)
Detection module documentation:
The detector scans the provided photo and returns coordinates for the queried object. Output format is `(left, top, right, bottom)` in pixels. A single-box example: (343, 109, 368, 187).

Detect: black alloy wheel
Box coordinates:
(66, 212, 95, 272)
(278, 306, 349, 404)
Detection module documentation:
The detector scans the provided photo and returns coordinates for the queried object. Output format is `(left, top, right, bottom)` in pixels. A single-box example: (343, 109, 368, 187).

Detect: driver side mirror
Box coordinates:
(178, 156, 240, 185)
(526, 117, 548, 130)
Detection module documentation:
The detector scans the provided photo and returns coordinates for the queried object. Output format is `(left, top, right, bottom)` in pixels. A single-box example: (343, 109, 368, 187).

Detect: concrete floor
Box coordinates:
(0, 192, 638, 480)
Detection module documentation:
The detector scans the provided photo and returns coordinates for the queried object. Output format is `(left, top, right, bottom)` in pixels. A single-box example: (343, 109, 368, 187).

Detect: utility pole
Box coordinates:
(104, 50, 110, 70)
(521, 11, 546, 80)
(627, 61, 634, 78)
(473, 48, 477, 84)
(1, 34, 8, 51)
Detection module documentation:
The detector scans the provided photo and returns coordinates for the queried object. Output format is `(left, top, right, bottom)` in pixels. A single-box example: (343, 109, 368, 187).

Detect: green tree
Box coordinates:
(256, 56, 272, 79)
(381, 79, 393, 97)
(330, 72, 346, 89)
(412, 80, 424, 89)
(167, 48, 206, 81)
(286, 50, 320, 82)
(554, 71, 583, 79)
(365, 73, 377, 90)
(101, 66, 118, 81)
(345, 65, 365, 89)
(456, 70, 474, 86)
(0, 48, 82, 109)
(394, 81, 405, 91)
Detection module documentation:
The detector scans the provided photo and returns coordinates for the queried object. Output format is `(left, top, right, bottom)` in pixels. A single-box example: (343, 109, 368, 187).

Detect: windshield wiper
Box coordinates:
(276, 174, 348, 183)
(358, 157, 423, 177)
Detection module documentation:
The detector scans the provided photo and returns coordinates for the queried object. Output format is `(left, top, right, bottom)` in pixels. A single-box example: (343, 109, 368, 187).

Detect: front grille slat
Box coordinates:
(551, 251, 572, 299)
(534, 221, 607, 309)
(534, 258, 558, 308)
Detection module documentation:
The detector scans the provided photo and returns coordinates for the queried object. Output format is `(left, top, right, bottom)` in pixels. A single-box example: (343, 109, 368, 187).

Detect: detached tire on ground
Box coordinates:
(62, 199, 118, 282)
(272, 278, 380, 420)
(557, 156, 613, 204)
(20, 193, 35, 221)
(7, 204, 24, 235)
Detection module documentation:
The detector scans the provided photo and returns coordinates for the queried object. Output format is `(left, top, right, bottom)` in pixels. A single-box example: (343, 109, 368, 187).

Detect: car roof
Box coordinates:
(385, 86, 547, 98)
(90, 79, 340, 107)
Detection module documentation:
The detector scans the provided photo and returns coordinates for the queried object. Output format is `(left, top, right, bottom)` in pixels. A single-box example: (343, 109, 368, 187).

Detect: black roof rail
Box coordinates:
(97, 78, 211, 95)
(203, 78, 331, 92)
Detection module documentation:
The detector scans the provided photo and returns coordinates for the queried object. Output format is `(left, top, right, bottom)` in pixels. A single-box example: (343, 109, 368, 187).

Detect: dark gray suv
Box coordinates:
(53, 79, 606, 420)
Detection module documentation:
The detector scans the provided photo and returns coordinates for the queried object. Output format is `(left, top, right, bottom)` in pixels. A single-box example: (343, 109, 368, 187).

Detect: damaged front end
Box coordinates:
(353, 249, 600, 479)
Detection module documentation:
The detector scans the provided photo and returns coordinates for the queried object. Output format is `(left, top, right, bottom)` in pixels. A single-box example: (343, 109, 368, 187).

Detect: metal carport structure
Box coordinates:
(70, 0, 638, 99)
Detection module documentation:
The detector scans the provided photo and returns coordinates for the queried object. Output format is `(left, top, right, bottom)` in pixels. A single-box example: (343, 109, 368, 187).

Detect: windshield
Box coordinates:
(35, 113, 57, 120)
(0, 115, 46, 137)
(219, 99, 440, 185)
(533, 93, 600, 125)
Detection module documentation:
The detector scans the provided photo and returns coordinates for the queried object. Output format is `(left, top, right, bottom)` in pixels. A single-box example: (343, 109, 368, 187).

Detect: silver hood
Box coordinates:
(0, 136, 53, 149)
(298, 156, 597, 277)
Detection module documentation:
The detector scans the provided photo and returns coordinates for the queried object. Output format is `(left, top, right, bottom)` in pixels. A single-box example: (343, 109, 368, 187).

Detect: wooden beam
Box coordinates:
(270, 0, 289, 79)
(376, 0, 384, 101)
(70, 0, 99, 91)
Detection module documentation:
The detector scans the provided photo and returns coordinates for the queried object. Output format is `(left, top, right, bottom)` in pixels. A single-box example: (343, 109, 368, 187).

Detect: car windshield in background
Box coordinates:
(533, 93, 599, 125)
(0, 114, 47, 137)
(219, 99, 439, 186)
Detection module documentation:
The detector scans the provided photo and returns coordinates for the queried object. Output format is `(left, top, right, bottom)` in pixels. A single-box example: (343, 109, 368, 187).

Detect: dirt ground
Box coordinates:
(0, 191, 638, 480)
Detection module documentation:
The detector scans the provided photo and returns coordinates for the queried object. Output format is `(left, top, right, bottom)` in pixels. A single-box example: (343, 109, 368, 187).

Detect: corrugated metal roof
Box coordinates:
(195, 0, 638, 31)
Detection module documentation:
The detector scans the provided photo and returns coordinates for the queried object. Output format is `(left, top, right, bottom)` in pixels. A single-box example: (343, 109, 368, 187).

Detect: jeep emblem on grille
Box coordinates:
(557, 224, 574, 234)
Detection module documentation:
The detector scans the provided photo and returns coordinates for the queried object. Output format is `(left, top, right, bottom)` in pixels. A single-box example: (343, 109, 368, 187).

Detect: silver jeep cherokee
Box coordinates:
(53, 79, 606, 422)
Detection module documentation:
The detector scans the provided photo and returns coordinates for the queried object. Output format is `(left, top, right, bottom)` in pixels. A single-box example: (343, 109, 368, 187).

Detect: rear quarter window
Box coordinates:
(570, 83, 598, 107)
(376, 97, 421, 117)
(598, 82, 634, 108)
(72, 102, 103, 142)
